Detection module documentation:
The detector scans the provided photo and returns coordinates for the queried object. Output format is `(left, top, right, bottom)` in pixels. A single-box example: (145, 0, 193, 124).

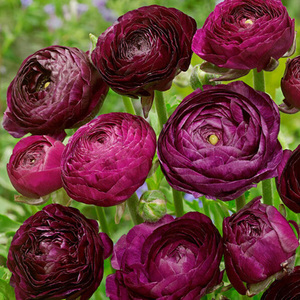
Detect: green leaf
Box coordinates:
(0, 215, 21, 235)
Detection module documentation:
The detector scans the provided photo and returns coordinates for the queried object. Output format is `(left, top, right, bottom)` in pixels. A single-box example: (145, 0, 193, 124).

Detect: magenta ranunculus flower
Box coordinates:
(7, 204, 113, 300)
(223, 198, 299, 296)
(3, 45, 108, 140)
(106, 212, 223, 299)
(192, 0, 295, 73)
(157, 81, 282, 201)
(261, 266, 300, 300)
(276, 146, 300, 213)
(91, 5, 196, 116)
(61, 112, 156, 207)
(7, 135, 65, 199)
(280, 56, 300, 113)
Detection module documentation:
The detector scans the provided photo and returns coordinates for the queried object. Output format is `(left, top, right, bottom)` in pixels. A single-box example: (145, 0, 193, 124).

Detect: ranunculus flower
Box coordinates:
(157, 81, 282, 201)
(61, 112, 156, 207)
(276, 146, 300, 213)
(91, 5, 196, 116)
(223, 198, 299, 296)
(7, 203, 113, 300)
(7, 135, 65, 199)
(192, 0, 295, 73)
(280, 56, 300, 113)
(3, 45, 108, 140)
(106, 212, 223, 299)
(261, 266, 300, 300)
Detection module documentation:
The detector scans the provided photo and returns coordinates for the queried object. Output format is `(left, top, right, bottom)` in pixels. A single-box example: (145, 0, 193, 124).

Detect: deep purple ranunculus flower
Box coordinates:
(106, 212, 223, 299)
(7, 135, 65, 199)
(91, 5, 197, 117)
(157, 81, 282, 201)
(223, 198, 299, 296)
(7, 204, 113, 300)
(3, 45, 108, 140)
(280, 56, 300, 113)
(276, 146, 300, 213)
(261, 266, 300, 300)
(192, 0, 295, 73)
(61, 112, 156, 207)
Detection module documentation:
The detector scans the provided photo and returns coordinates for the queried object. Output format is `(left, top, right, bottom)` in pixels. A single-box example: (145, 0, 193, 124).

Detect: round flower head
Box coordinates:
(280, 56, 300, 113)
(61, 112, 156, 206)
(261, 266, 300, 300)
(7, 204, 113, 300)
(7, 135, 65, 199)
(158, 81, 282, 201)
(192, 0, 295, 74)
(3, 45, 108, 140)
(223, 198, 299, 296)
(91, 5, 197, 116)
(276, 146, 300, 213)
(106, 212, 223, 299)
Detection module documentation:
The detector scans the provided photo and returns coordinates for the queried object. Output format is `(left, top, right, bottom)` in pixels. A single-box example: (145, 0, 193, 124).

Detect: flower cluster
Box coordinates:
(3, 0, 300, 299)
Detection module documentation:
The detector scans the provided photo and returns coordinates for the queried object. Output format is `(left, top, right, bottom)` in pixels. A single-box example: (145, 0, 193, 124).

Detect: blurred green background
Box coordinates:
(1, 0, 300, 299)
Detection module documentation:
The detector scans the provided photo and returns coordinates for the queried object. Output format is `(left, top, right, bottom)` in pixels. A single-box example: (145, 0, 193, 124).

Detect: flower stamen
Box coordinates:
(208, 134, 219, 145)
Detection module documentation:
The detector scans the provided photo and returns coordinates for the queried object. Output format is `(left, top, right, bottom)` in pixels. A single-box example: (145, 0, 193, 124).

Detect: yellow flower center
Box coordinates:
(245, 19, 253, 25)
(44, 82, 51, 89)
(208, 134, 219, 145)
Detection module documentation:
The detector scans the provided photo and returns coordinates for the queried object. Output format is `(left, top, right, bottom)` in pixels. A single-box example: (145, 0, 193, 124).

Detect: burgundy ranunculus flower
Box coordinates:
(192, 0, 295, 73)
(280, 56, 300, 113)
(91, 5, 196, 116)
(276, 146, 300, 213)
(106, 212, 223, 299)
(7, 204, 113, 300)
(61, 112, 156, 207)
(157, 81, 282, 201)
(223, 198, 299, 296)
(261, 266, 300, 300)
(7, 135, 65, 199)
(3, 45, 108, 140)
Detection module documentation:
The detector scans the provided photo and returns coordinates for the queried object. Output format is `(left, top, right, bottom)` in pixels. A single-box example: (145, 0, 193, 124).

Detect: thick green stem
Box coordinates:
(154, 90, 168, 130)
(262, 178, 273, 206)
(252, 69, 265, 92)
(236, 194, 246, 211)
(127, 193, 143, 225)
(122, 96, 136, 115)
(95, 206, 110, 236)
(253, 69, 273, 206)
(172, 189, 184, 217)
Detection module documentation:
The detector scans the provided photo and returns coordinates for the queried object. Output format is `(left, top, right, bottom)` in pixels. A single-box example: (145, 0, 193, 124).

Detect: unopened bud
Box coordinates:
(137, 190, 167, 222)
(190, 64, 217, 90)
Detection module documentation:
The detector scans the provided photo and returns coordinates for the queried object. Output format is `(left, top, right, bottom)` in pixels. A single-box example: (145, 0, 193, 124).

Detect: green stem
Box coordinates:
(201, 196, 210, 217)
(252, 69, 265, 92)
(252, 69, 273, 206)
(172, 189, 184, 217)
(95, 206, 110, 236)
(127, 193, 143, 225)
(262, 178, 273, 206)
(236, 194, 246, 211)
(154, 90, 168, 130)
(122, 96, 136, 115)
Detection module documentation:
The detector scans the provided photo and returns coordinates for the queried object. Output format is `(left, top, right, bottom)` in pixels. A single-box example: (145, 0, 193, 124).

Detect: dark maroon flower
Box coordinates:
(280, 56, 300, 113)
(276, 146, 300, 213)
(261, 266, 300, 300)
(7, 135, 65, 199)
(157, 81, 282, 201)
(91, 5, 196, 116)
(192, 0, 295, 73)
(7, 204, 113, 300)
(223, 198, 299, 296)
(61, 112, 156, 207)
(3, 45, 108, 140)
(106, 212, 223, 299)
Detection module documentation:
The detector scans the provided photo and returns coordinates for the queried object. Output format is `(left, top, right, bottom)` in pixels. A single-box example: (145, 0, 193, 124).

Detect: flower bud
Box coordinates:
(137, 190, 167, 222)
(190, 64, 217, 90)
